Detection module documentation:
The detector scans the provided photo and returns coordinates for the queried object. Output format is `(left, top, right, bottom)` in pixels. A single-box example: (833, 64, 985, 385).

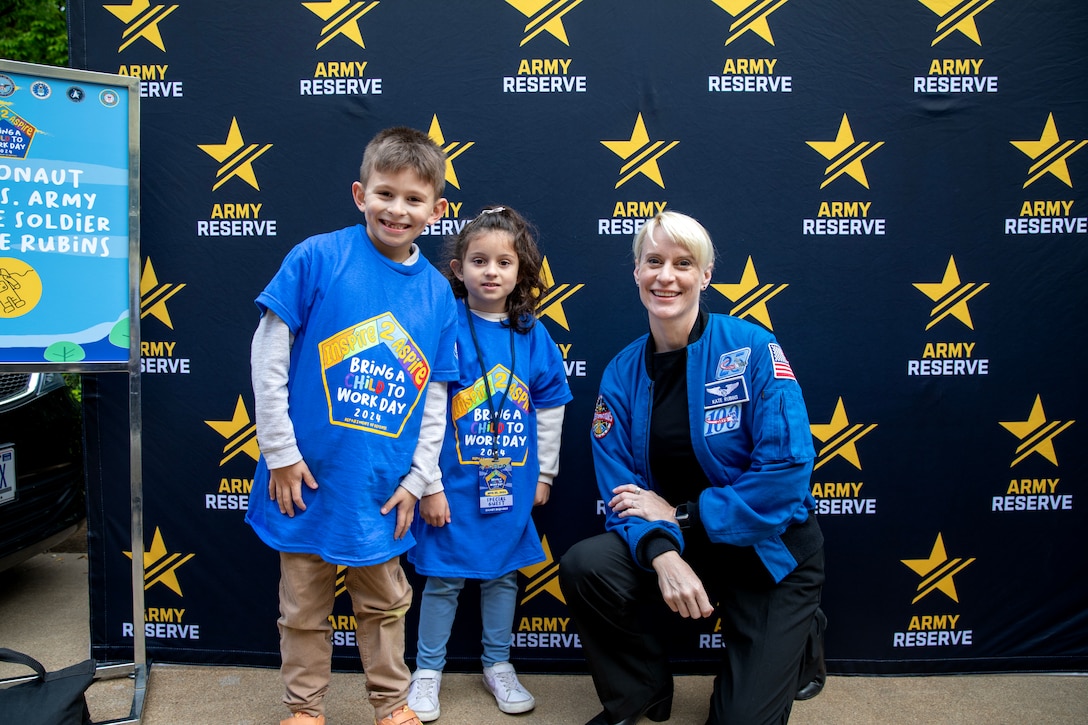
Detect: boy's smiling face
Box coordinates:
(353, 168, 447, 262)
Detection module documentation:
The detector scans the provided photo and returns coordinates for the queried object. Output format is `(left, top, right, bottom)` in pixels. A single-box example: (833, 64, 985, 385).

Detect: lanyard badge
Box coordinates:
(465, 307, 517, 515)
(477, 456, 514, 514)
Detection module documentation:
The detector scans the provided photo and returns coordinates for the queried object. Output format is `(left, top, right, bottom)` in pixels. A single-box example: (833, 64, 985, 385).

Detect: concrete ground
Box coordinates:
(1, 542, 1085, 724)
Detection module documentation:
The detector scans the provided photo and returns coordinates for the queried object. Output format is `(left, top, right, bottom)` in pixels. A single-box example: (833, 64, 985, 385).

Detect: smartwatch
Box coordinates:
(674, 503, 692, 529)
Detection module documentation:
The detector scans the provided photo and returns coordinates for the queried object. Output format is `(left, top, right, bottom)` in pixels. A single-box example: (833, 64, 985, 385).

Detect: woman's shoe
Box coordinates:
(584, 684, 673, 725)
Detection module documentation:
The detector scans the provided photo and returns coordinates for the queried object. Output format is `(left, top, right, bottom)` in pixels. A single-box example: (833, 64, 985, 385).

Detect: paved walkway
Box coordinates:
(1, 552, 1085, 724)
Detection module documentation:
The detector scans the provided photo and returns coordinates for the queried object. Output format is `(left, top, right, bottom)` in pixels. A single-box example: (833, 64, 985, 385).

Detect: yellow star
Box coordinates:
(710, 0, 786, 46)
(506, 0, 583, 46)
(519, 536, 565, 604)
(104, 0, 179, 52)
(917, 0, 988, 46)
(912, 255, 987, 330)
(536, 257, 583, 331)
(1000, 395, 1074, 467)
(601, 114, 678, 189)
(125, 527, 194, 596)
(197, 118, 273, 191)
(710, 256, 785, 331)
(302, 0, 379, 50)
(428, 115, 474, 190)
(901, 533, 974, 604)
(335, 565, 349, 598)
(809, 397, 876, 471)
(205, 396, 261, 465)
(806, 114, 883, 189)
(1011, 113, 1086, 189)
(140, 258, 185, 330)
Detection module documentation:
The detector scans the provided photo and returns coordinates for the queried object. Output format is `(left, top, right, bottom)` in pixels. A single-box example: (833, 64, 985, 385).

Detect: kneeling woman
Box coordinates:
(559, 211, 824, 725)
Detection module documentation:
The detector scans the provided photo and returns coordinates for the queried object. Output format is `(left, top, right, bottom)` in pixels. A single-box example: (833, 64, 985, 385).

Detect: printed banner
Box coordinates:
(71, 1, 1087, 675)
(0, 60, 134, 366)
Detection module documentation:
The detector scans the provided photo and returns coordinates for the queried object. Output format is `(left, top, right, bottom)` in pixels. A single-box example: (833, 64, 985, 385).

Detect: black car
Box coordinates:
(0, 372, 84, 572)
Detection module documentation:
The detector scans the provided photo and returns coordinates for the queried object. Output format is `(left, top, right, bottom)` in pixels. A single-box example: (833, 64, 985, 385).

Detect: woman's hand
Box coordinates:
(609, 484, 676, 523)
(651, 550, 714, 619)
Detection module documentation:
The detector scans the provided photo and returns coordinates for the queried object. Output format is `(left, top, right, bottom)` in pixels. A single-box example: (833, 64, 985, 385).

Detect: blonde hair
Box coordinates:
(632, 211, 715, 271)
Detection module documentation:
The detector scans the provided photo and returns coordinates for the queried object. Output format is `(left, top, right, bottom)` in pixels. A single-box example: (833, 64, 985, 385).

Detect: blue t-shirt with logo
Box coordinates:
(409, 300, 572, 579)
(246, 224, 458, 566)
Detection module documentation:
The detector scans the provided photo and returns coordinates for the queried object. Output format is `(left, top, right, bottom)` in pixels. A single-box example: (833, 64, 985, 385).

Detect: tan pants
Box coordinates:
(278, 552, 413, 719)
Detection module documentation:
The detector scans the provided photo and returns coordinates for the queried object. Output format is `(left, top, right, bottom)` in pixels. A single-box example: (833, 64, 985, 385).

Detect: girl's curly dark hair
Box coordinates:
(440, 205, 544, 334)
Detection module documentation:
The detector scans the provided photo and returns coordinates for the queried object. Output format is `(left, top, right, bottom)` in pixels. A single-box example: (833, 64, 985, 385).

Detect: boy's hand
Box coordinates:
(269, 460, 318, 517)
(381, 486, 418, 540)
(534, 481, 551, 506)
(420, 491, 452, 527)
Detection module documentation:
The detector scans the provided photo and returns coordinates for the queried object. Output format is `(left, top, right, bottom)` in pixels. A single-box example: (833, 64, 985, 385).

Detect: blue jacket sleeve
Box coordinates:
(591, 355, 683, 569)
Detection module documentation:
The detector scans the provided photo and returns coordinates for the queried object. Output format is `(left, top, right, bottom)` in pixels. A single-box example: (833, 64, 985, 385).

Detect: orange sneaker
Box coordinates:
(280, 713, 325, 725)
(375, 704, 423, 725)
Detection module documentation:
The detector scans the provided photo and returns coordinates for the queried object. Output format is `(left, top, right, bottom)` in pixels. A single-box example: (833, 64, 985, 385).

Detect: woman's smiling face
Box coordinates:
(634, 226, 712, 328)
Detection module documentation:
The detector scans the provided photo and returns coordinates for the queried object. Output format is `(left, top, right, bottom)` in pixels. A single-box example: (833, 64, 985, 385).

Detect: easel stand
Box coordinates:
(91, 357, 149, 724)
(0, 58, 149, 724)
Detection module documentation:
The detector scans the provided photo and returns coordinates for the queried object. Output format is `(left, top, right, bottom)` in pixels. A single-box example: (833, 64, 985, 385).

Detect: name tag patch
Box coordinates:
(704, 375, 749, 408)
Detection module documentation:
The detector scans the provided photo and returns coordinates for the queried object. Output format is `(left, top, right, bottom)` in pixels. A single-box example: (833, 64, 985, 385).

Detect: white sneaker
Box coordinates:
(482, 662, 535, 714)
(407, 669, 442, 722)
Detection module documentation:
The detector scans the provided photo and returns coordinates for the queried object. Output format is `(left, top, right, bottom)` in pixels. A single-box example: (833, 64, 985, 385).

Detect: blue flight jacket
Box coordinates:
(590, 313, 817, 583)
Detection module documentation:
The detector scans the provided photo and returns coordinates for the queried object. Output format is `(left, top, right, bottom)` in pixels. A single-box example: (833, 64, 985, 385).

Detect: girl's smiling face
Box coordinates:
(451, 229, 520, 314)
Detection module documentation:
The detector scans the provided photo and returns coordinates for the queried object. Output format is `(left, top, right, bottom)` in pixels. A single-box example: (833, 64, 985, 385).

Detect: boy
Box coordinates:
(246, 127, 458, 725)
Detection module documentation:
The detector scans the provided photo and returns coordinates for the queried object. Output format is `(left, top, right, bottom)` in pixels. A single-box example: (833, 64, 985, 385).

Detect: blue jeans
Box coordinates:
(415, 571, 518, 671)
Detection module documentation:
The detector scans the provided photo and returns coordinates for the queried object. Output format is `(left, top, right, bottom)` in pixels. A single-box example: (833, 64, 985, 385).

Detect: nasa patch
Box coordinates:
(592, 395, 614, 439)
(715, 347, 751, 379)
(704, 404, 742, 437)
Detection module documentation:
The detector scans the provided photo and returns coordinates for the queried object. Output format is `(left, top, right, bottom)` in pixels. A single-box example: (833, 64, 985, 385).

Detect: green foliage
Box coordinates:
(62, 373, 82, 403)
(0, 1, 69, 67)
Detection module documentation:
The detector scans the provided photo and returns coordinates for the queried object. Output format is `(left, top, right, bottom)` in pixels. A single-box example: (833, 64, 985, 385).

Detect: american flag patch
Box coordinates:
(768, 343, 796, 380)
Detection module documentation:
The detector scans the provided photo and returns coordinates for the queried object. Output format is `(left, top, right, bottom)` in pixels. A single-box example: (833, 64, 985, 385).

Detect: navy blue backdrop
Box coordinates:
(66, 0, 1087, 674)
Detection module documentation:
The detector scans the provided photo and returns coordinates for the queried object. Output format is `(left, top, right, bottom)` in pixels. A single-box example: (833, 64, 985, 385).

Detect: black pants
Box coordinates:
(559, 529, 824, 725)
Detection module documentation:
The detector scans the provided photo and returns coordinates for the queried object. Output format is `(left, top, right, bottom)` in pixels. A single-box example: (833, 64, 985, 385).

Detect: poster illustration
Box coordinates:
(0, 61, 135, 366)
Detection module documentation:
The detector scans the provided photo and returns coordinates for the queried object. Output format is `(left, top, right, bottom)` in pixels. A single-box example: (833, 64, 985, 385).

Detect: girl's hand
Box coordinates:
(609, 484, 674, 522)
(420, 491, 452, 527)
(534, 481, 551, 506)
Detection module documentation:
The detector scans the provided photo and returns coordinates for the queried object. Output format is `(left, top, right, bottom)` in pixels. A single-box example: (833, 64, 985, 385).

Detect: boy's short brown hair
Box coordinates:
(360, 127, 447, 200)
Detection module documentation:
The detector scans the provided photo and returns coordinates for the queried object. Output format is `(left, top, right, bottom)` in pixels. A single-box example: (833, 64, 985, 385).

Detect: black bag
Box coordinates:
(0, 647, 95, 724)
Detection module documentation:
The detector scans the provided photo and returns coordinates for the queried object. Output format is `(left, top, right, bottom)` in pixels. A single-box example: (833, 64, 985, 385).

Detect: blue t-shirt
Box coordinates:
(246, 224, 458, 566)
(409, 300, 572, 579)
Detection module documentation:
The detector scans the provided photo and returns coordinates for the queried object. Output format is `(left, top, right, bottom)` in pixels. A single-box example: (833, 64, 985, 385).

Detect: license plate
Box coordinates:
(0, 445, 15, 506)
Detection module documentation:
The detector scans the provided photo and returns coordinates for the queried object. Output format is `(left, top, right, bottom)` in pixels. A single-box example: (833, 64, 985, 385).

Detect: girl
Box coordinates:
(407, 206, 572, 721)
